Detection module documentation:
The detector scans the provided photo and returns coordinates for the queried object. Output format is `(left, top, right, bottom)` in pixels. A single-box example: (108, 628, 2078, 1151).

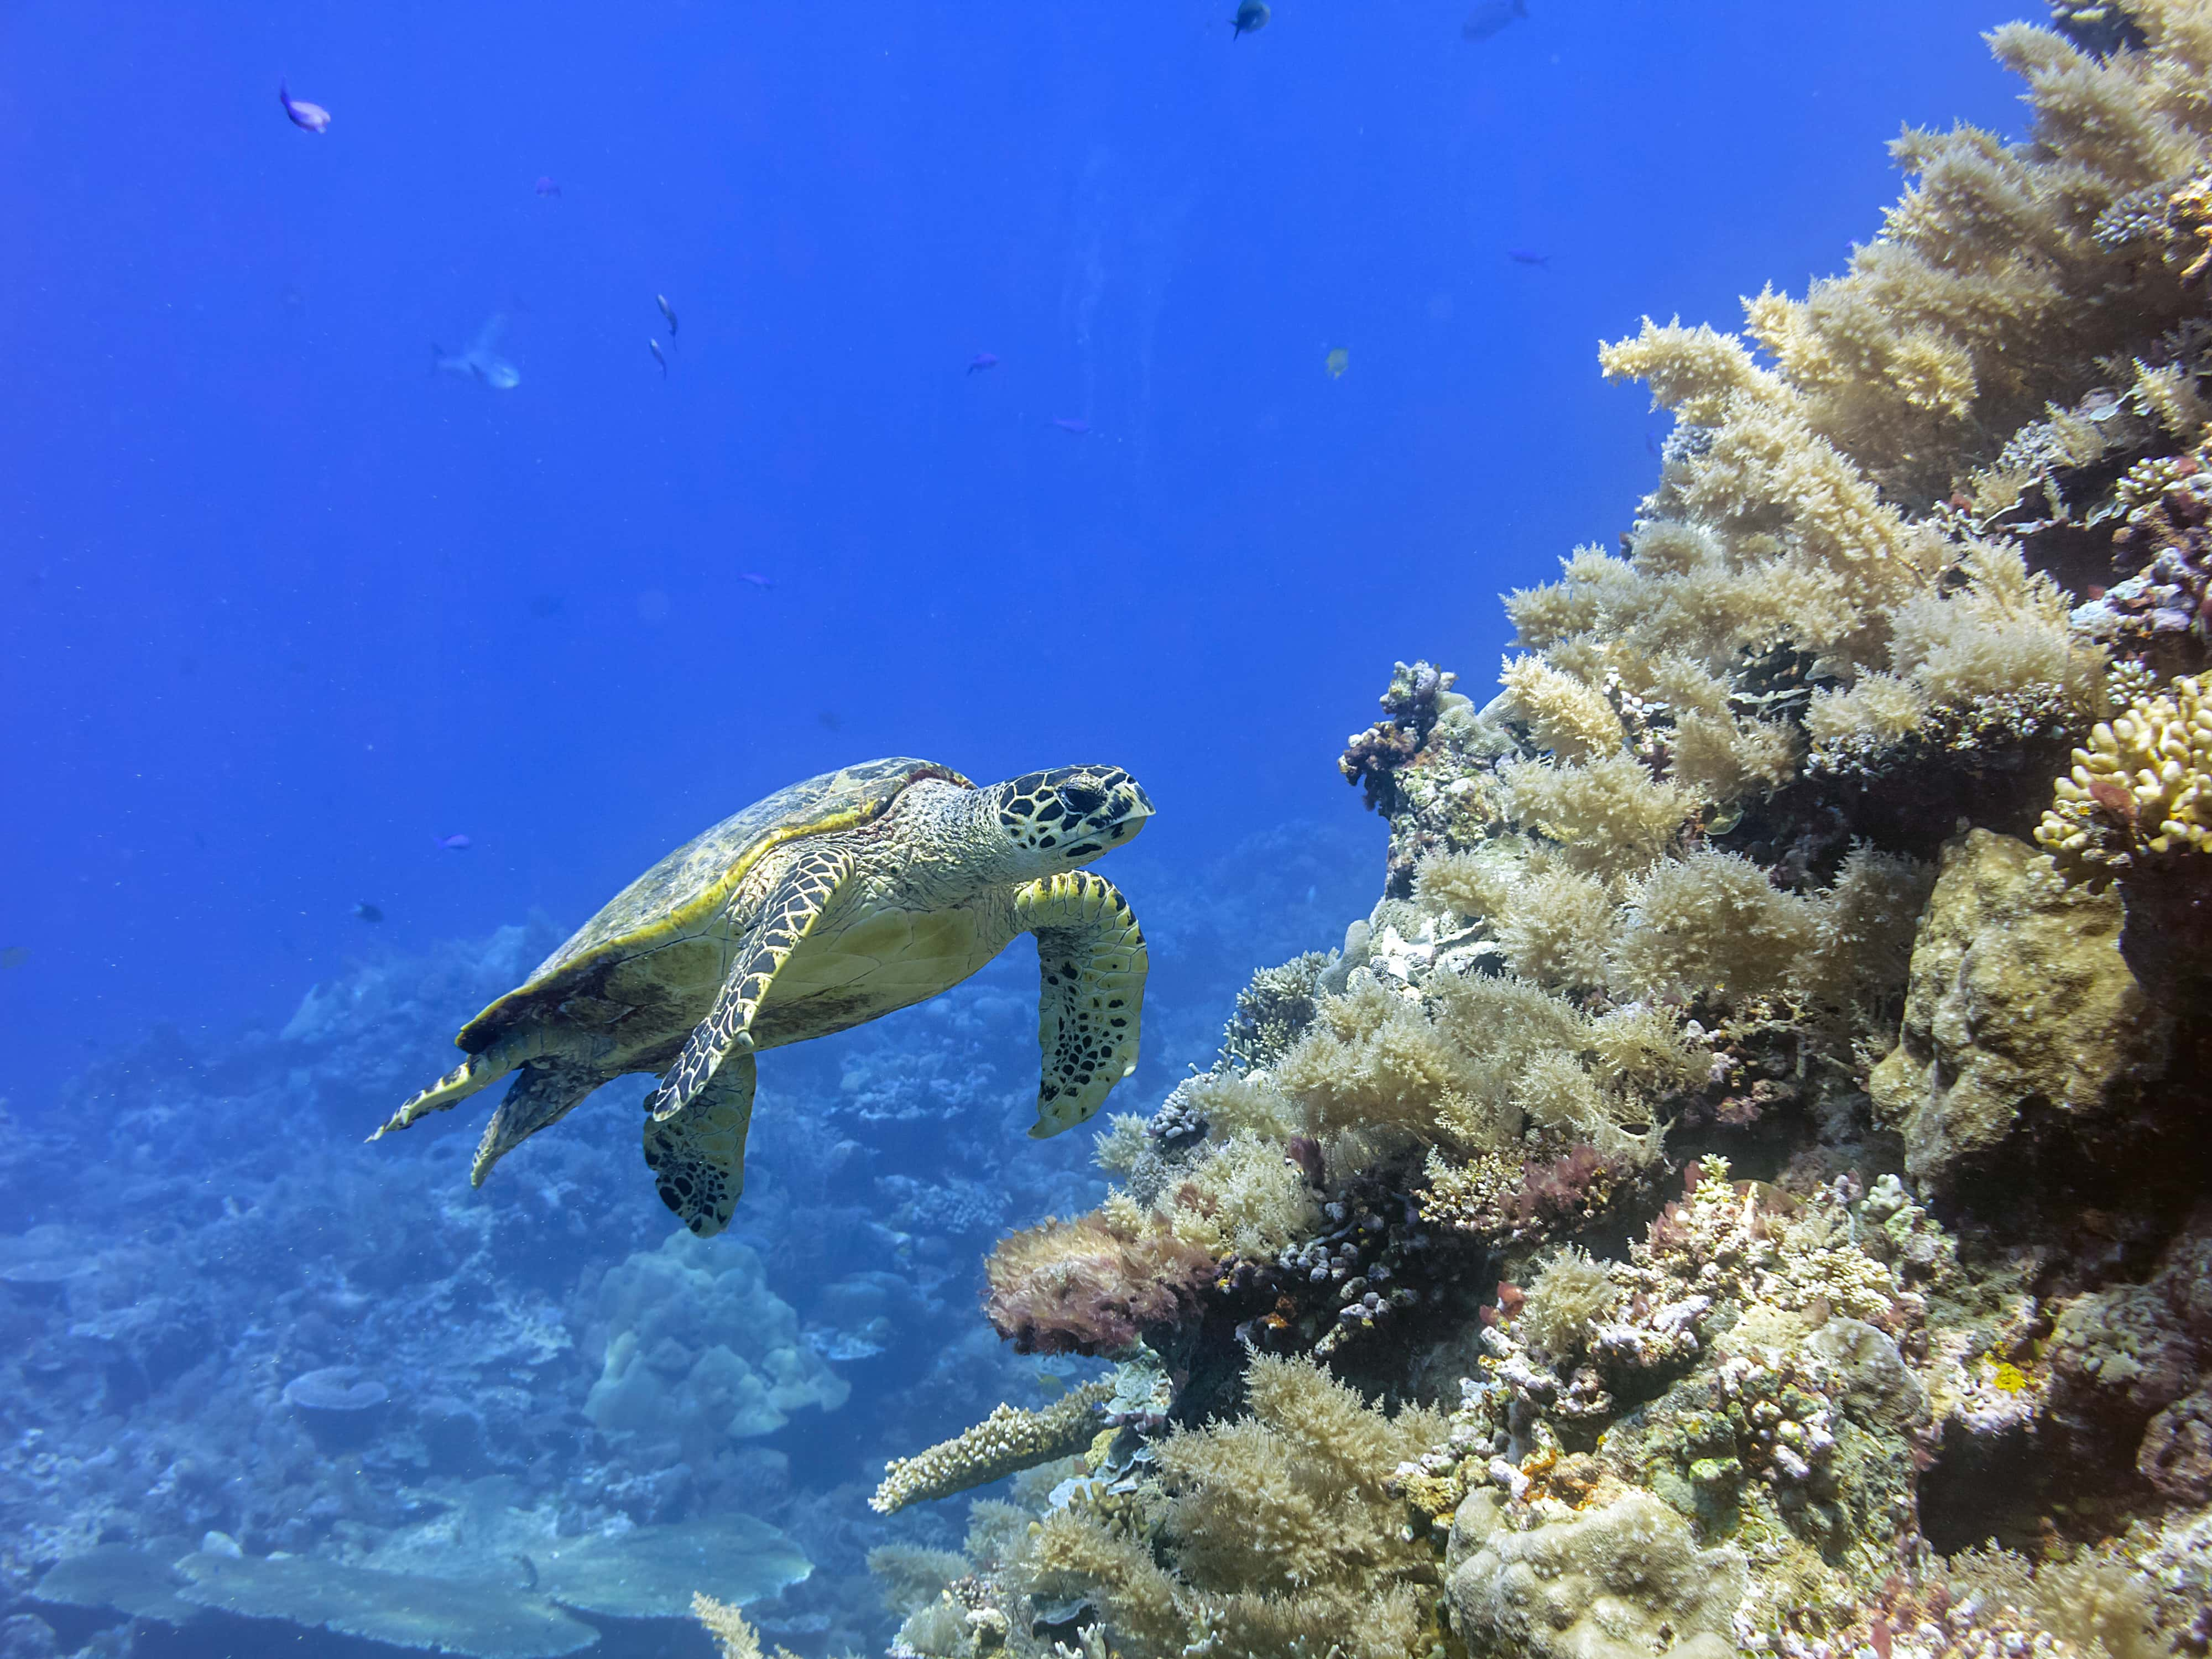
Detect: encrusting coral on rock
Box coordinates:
(867, 7, 2212, 1657)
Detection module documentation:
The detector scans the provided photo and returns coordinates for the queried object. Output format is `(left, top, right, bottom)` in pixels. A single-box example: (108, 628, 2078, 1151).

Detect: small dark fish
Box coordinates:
(818, 709, 844, 731)
(534, 176, 561, 197)
(737, 572, 773, 589)
(1051, 417, 1092, 435)
(279, 82, 331, 133)
(353, 902, 384, 924)
(1232, 1, 1270, 36)
(434, 833, 472, 852)
(648, 338, 667, 377)
(967, 352, 999, 374)
(1507, 248, 1550, 266)
(1461, 0, 1527, 41)
(656, 294, 678, 336)
(0, 946, 28, 970)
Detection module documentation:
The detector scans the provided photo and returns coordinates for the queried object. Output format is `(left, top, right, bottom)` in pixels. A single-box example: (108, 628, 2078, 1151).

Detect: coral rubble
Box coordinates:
(869, 7, 2212, 1657)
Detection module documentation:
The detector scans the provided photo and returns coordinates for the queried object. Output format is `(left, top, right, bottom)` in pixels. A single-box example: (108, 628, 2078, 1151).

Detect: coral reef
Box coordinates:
(862, 9, 2212, 1658)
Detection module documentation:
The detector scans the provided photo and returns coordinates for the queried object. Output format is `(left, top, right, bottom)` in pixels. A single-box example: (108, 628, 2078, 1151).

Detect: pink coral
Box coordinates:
(983, 1214, 1218, 1356)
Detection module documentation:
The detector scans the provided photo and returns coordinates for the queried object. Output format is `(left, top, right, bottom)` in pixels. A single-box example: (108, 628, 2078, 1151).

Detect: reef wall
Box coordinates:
(870, 7, 2212, 1656)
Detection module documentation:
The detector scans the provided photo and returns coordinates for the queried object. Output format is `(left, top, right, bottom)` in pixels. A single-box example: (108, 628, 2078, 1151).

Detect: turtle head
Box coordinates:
(992, 765, 1154, 873)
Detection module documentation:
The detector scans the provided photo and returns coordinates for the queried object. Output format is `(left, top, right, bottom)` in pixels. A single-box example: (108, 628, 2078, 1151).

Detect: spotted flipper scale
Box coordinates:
(644, 843, 857, 1121)
(643, 1052, 756, 1237)
(1015, 869, 1147, 1138)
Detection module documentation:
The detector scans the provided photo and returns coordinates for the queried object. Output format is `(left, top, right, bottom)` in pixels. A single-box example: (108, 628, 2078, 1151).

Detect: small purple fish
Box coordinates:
(1507, 248, 1550, 266)
(279, 82, 331, 134)
(737, 572, 773, 589)
(1051, 417, 1091, 436)
(434, 833, 473, 851)
(967, 352, 999, 375)
(534, 176, 562, 197)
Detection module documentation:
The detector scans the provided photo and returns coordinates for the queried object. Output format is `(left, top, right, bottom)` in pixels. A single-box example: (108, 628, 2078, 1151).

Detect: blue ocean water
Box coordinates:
(0, 4, 2022, 1655)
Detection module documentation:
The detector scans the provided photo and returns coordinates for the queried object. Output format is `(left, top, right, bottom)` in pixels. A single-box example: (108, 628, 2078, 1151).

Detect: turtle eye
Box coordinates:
(1058, 782, 1107, 817)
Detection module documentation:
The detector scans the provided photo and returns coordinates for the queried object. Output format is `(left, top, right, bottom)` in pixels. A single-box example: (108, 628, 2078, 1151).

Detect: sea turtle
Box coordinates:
(373, 758, 1152, 1236)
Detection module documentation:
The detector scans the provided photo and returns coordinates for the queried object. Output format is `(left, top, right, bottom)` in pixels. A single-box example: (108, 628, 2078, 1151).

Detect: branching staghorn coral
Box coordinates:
(692, 1593, 802, 1659)
(870, 1382, 1112, 1514)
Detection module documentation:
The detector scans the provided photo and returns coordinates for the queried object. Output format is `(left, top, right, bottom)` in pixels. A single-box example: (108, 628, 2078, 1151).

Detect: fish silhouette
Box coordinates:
(434, 834, 472, 851)
(1051, 417, 1092, 435)
(279, 82, 331, 133)
(1462, 0, 1528, 41)
(434, 315, 520, 390)
(1232, 1, 1270, 37)
(967, 352, 999, 374)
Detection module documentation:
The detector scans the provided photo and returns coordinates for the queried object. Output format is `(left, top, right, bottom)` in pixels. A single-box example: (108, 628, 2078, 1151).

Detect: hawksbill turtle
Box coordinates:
(373, 758, 1152, 1236)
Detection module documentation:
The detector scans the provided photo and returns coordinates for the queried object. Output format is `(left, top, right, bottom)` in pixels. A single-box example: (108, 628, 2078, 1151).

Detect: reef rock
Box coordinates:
(1867, 830, 2170, 1194)
(1444, 1488, 1746, 1659)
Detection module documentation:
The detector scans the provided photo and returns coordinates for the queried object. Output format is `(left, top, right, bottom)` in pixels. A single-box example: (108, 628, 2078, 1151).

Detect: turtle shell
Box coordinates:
(455, 757, 972, 1052)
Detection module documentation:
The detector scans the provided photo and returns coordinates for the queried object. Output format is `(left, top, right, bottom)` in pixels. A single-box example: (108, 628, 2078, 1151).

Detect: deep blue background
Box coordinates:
(2, 2, 2019, 1098)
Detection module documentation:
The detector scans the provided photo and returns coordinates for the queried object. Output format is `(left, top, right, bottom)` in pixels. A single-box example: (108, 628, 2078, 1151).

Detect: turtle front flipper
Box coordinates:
(644, 843, 858, 1121)
(642, 1052, 756, 1236)
(1014, 870, 1147, 1138)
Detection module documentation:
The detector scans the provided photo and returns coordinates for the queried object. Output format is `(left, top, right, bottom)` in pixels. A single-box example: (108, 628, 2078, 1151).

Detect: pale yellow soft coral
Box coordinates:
(1411, 840, 1530, 921)
(1272, 975, 1480, 1142)
(1165, 1131, 1321, 1258)
(1499, 753, 1696, 879)
(1806, 671, 1932, 757)
(1886, 541, 2101, 712)
(1739, 12, 2212, 499)
(1610, 849, 1822, 1006)
(1499, 654, 1624, 761)
(1494, 867, 1618, 992)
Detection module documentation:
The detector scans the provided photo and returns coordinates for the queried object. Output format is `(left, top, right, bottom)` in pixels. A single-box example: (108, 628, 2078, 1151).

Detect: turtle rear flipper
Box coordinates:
(470, 1059, 603, 1186)
(643, 1053, 756, 1236)
(1016, 870, 1147, 1138)
(645, 844, 857, 1121)
(372, 1029, 571, 1142)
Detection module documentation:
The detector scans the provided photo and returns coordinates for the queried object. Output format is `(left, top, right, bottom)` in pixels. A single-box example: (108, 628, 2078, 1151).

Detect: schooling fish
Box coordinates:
(534, 176, 561, 197)
(648, 337, 668, 377)
(1462, 0, 1528, 41)
(1507, 248, 1550, 266)
(967, 352, 999, 374)
(737, 572, 773, 589)
(0, 946, 28, 969)
(1326, 347, 1349, 378)
(1232, 1, 1270, 37)
(656, 294, 678, 336)
(434, 314, 520, 390)
(1051, 416, 1092, 435)
(434, 833, 473, 851)
(353, 901, 384, 924)
(279, 82, 331, 133)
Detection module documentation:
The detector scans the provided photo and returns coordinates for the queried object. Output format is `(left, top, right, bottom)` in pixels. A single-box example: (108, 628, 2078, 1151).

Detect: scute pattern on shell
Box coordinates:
(457, 757, 971, 1050)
